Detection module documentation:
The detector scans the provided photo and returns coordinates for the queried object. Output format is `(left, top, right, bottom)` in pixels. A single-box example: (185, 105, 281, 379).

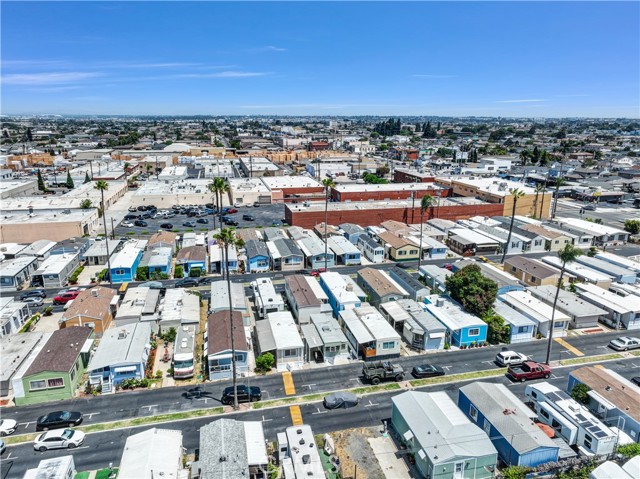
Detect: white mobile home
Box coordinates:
(339, 305, 401, 360)
(256, 311, 304, 371)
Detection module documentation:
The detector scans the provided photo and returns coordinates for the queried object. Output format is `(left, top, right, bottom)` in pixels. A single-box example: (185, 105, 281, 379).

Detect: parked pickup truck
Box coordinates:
(507, 361, 552, 382)
(362, 361, 405, 385)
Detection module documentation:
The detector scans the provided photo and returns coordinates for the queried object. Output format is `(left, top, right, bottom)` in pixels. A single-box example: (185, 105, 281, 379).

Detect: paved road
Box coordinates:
(554, 199, 639, 229)
(2, 357, 637, 479)
(0, 330, 625, 433)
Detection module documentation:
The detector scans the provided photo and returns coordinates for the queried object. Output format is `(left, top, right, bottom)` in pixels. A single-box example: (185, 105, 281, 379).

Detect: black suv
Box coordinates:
(221, 385, 262, 405)
(196, 218, 209, 224)
(224, 219, 239, 226)
(134, 220, 148, 227)
(20, 290, 47, 300)
(242, 214, 255, 221)
(175, 278, 199, 288)
(124, 214, 138, 220)
(160, 223, 173, 229)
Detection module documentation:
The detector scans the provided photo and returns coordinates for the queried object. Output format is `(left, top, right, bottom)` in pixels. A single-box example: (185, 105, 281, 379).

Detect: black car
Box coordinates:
(631, 377, 640, 387)
(175, 278, 199, 288)
(36, 411, 83, 431)
(221, 385, 261, 405)
(198, 277, 214, 285)
(182, 386, 206, 399)
(141, 213, 152, 219)
(20, 290, 47, 300)
(242, 214, 255, 221)
(411, 364, 445, 379)
(134, 220, 148, 227)
(224, 219, 239, 226)
(137, 206, 147, 211)
(124, 214, 138, 220)
(160, 223, 173, 229)
(196, 218, 209, 224)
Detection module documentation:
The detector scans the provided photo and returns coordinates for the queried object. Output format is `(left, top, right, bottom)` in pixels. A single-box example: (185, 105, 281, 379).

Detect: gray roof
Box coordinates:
(358, 233, 382, 250)
(493, 301, 536, 328)
(388, 267, 429, 295)
(395, 299, 446, 333)
(273, 238, 303, 258)
(455, 260, 520, 288)
(459, 382, 558, 455)
(575, 256, 636, 279)
(245, 239, 269, 259)
(198, 419, 249, 478)
(88, 322, 151, 371)
(392, 391, 497, 464)
(263, 227, 287, 241)
(301, 323, 323, 349)
(256, 319, 276, 352)
(340, 223, 365, 235)
(209, 280, 247, 313)
(84, 239, 122, 258)
(0, 331, 44, 383)
(528, 285, 608, 318)
(18, 239, 56, 257)
(310, 314, 349, 345)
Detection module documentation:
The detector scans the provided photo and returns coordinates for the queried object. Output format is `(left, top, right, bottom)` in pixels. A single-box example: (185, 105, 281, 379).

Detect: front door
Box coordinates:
(453, 461, 464, 478)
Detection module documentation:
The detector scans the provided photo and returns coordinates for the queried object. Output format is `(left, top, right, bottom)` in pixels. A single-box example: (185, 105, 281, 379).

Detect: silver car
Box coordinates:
(609, 336, 640, 351)
(33, 429, 85, 452)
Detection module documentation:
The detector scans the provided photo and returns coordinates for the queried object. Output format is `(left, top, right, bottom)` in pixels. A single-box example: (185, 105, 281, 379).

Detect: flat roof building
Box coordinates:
(119, 428, 186, 479)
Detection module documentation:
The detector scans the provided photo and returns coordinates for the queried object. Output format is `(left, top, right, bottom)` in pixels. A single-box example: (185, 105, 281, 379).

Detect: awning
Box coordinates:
(418, 449, 426, 460)
(114, 366, 137, 373)
(211, 353, 233, 360)
(429, 332, 445, 339)
(81, 338, 94, 354)
(403, 430, 414, 441)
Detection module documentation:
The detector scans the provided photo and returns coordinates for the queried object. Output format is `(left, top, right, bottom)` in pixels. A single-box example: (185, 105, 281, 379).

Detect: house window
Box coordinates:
(530, 276, 537, 283)
(518, 326, 528, 334)
(47, 378, 64, 388)
(535, 240, 542, 246)
(29, 380, 47, 391)
(469, 404, 478, 420)
(584, 434, 592, 449)
(115, 269, 125, 275)
(382, 341, 395, 350)
(235, 354, 244, 362)
(554, 240, 559, 244)
(283, 349, 298, 358)
(398, 250, 406, 256)
(541, 409, 550, 419)
(468, 328, 480, 337)
(511, 266, 516, 272)
(70, 368, 76, 381)
(483, 419, 491, 436)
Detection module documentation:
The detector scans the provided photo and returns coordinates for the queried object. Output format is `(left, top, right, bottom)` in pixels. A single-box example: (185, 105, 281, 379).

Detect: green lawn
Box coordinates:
(95, 468, 118, 479)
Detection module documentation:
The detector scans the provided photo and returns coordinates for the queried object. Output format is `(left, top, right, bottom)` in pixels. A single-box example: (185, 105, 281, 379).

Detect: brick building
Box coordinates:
(330, 183, 450, 202)
(393, 168, 436, 183)
(308, 141, 331, 151)
(260, 176, 325, 203)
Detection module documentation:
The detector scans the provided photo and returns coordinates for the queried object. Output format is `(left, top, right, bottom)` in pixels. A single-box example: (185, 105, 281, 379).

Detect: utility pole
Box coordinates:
(110, 217, 115, 240)
(411, 192, 416, 224)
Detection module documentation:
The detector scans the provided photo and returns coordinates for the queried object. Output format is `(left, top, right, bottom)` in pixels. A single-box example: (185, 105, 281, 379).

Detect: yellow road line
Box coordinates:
(594, 364, 605, 370)
(283, 371, 296, 395)
(289, 405, 303, 426)
(554, 338, 584, 357)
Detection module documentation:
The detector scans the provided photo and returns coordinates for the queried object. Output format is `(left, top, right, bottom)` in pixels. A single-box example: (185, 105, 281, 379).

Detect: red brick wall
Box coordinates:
(285, 203, 504, 228)
(393, 171, 436, 183)
(331, 186, 451, 202)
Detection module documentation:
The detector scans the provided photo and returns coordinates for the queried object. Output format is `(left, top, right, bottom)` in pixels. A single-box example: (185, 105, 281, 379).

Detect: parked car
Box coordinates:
(122, 221, 134, 228)
(36, 411, 83, 431)
(20, 290, 46, 300)
(608, 336, 640, 351)
(183, 386, 206, 399)
(0, 440, 5, 455)
(134, 220, 148, 227)
(138, 281, 164, 290)
(198, 277, 214, 285)
(507, 361, 551, 382)
(33, 429, 86, 452)
(226, 208, 238, 214)
(160, 223, 174, 229)
(242, 214, 255, 221)
(196, 218, 209, 224)
(175, 278, 199, 288)
(128, 206, 137, 212)
(183, 221, 196, 228)
(631, 377, 640, 387)
(362, 361, 405, 385)
(141, 213, 152, 219)
(309, 268, 326, 277)
(0, 419, 17, 436)
(224, 219, 239, 226)
(124, 214, 138, 220)
(495, 351, 530, 367)
(584, 204, 597, 211)
(411, 364, 445, 379)
(52, 291, 82, 305)
(22, 297, 44, 308)
(221, 385, 262, 405)
(323, 391, 359, 410)
(253, 202, 260, 207)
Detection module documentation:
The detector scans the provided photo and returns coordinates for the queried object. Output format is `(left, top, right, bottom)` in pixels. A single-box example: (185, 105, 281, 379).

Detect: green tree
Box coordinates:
(174, 264, 184, 278)
(322, 178, 336, 271)
(255, 352, 275, 374)
(208, 177, 228, 231)
(65, 171, 74, 189)
(570, 383, 591, 405)
(26, 127, 33, 142)
(482, 310, 511, 344)
(136, 266, 149, 281)
(617, 443, 640, 458)
(375, 165, 390, 176)
(83, 172, 91, 184)
(445, 265, 498, 317)
(214, 228, 245, 410)
(94, 180, 113, 286)
(80, 199, 92, 209)
(230, 139, 242, 149)
(624, 219, 640, 235)
(545, 244, 583, 364)
(37, 169, 46, 191)
(418, 195, 435, 270)
(532, 184, 544, 218)
(501, 188, 525, 263)
(501, 465, 531, 479)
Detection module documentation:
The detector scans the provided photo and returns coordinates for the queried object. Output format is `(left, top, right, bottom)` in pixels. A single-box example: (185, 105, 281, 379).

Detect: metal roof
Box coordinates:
(88, 322, 151, 371)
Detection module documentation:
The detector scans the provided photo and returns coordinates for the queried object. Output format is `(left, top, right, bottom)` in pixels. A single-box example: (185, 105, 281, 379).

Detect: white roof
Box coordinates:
(304, 276, 328, 301)
(424, 295, 487, 330)
(88, 322, 151, 371)
(260, 176, 321, 189)
(453, 177, 536, 196)
(501, 290, 570, 324)
(320, 272, 360, 304)
(541, 256, 613, 283)
(0, 255, 38, 276)
(267, 311, 303, 350)
(119, 428, 183, 479)
(244, 421, 268, 466)
(228, 177, 271, 193)
(110, 240, 147, 269)
(449, 228, 500, 246)
(555, 217, 627, 236)
(33, 252, 78, 275)
(116, 287, 158, 320)
(354, 305, 401, 341)
(595, 252, 640, 274)
(575, 282, 640, 314)
(160, 289, 200, 325)
(327, 235, 360, 256)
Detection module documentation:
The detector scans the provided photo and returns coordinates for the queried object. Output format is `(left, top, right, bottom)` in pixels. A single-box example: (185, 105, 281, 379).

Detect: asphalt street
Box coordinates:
(2, 357, 638, 479)
(554, 199, 639, 229)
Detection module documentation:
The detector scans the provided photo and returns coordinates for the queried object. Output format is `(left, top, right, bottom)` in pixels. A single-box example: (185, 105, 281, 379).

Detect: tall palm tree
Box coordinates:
(322, 178, 336, 271)
(213, 228, 244, 410)
(417, 194, 434, 270)
(123, 162, 131, 183)
(533, 184, 544, 219)
(539, 172, 549, 219)
(145, 164, 153, 176)
(207, 180, 218, 231)
(501, 188, 525, 263)
(94, 180, 112, 286)
(551, 177, 566, 219)
(544, 244, 583, 364)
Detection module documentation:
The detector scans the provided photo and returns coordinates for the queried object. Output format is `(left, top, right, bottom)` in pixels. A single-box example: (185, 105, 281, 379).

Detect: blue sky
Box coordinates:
(2, 1, 638, 117)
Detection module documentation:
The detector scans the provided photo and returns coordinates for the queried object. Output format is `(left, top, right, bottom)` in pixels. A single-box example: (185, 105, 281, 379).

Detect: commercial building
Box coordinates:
(458, 382, 559, 467)
(424, 295, 488, 347)
(59, 286, 118, 337)
(339, 305, 401, 360)
(0, 178, 39, 199)
(228, 177, 272, 206)
(256, 311, 304, 371)
(131, 179, 216, 207)
(239, 156, 282, 177)
(379, 299, 446, 351)
(118, 428, 186, 479)
(528, 285, 607, 330)
(0, 208, 100, 243)
(391, 391, 498, 479)
(261, 175, 324, 203)
(329, 182, 446, 202)
(392, 168, 436, 183)
(13, 326, 94, 406)
(205, 311, 249, 380)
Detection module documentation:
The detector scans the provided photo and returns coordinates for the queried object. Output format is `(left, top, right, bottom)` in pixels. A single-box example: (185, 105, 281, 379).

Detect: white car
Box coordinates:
(33, 429, 85, 452)
(121, 221, 134, 228)
(0, 419, 17, 436)
(22, 297, 44, 308)
(609, 336, 640, 351)
(495, 351, 530, 367)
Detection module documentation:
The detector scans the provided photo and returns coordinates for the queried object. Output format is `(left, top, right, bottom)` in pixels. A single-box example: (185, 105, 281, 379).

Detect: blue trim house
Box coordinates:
(319, 272, 364, 316)
(109, 240, 146, 284)
(176, 246, 208, 276)
(340, 223, 365, 244)
(245, 240, 270, 273)
(423, 295, 488, 347)
(205, 310, 248, 380)
(140, 247, 173, 276)
(458, 382, 559, 468)
(493, 301, 536, 344)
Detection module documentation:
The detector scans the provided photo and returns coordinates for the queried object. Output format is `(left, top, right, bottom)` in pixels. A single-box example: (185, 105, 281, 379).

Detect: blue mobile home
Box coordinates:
(423, 295, 488, 347)
(245, 240, 270, 273)
(109, 240, 146, 284)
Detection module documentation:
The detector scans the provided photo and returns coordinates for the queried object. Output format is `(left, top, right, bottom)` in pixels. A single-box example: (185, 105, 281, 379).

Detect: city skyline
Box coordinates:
(1, 1, 639, 118)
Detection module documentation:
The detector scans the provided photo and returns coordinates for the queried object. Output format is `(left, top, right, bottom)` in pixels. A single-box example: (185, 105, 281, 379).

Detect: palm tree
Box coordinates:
(207, 181, 218, 231)
(213, 228, 245, 410)
(322, 178, 336, 271)
(519, 149, 531, 166)
(501, 189, 525, 263)
(145, 164, 153, 176)
(539, 173, 549, 219)
(533, 184, 544, 219)
(551, 177, 566, 219)
(94, 180, 112, 286)
(544, 244, 583, 364)
(417, 195, 434, 270)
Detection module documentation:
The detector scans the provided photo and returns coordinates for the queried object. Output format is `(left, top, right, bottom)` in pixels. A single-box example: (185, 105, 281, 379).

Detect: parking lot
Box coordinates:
(114, 203, 288, 236)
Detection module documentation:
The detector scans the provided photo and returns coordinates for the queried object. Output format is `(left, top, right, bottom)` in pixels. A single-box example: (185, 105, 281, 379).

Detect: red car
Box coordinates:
(226, 208, 238, 214)
(309, 268, 327, 277)
(52, 290, 82, 305)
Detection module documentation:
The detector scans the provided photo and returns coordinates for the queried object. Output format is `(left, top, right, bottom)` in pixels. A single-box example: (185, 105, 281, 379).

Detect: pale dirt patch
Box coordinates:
(331, 427, 386, 479)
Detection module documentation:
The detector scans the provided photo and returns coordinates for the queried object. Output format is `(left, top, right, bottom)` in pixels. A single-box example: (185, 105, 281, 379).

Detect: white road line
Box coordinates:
(141, 404, 159, 409)
(441, 365, 452, 370)
(262, 415, 273, 422)
(19, 422, 33, 429)
(551, 374, 565, 379)
(84, 412, 101, 419)
(364, 400, 379, 408)
(303, 383, 317, 389)
(75, 446, 90, 450)
(349, 378, 362, 385)
(195, 398, 209, 403)
(482, 360, 494, 365)
(311, 408, 328, 415)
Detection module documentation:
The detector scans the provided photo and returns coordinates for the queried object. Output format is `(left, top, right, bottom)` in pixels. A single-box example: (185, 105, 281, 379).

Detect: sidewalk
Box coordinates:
(154, 340, 175, 388)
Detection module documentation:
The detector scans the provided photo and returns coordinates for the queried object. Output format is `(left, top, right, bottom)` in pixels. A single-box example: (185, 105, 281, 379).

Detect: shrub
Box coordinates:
(255, 352, 275, 374)
(136, 266, 149, 281)
(97, 269, 108, 281)
(174, 265, 184, 278)
(189, 268, 202, 278)
(160, 327, 177, 343)
(617, 442, 640, 458)
(20, 314, 41, 333)
(42, 306, 53, 316)
(155, 370, 163, 379)
(570, 383, 591, 404)
(443, 343, 450, 350)
(68, 265, 85, 284)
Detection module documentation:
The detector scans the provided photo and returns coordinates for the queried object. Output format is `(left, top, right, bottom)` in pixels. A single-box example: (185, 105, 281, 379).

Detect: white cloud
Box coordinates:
(496, 99, 547, 103)
(178, 71, 271, 78)
(2, 72, 101, 85)
(250, 45, 287, 52)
